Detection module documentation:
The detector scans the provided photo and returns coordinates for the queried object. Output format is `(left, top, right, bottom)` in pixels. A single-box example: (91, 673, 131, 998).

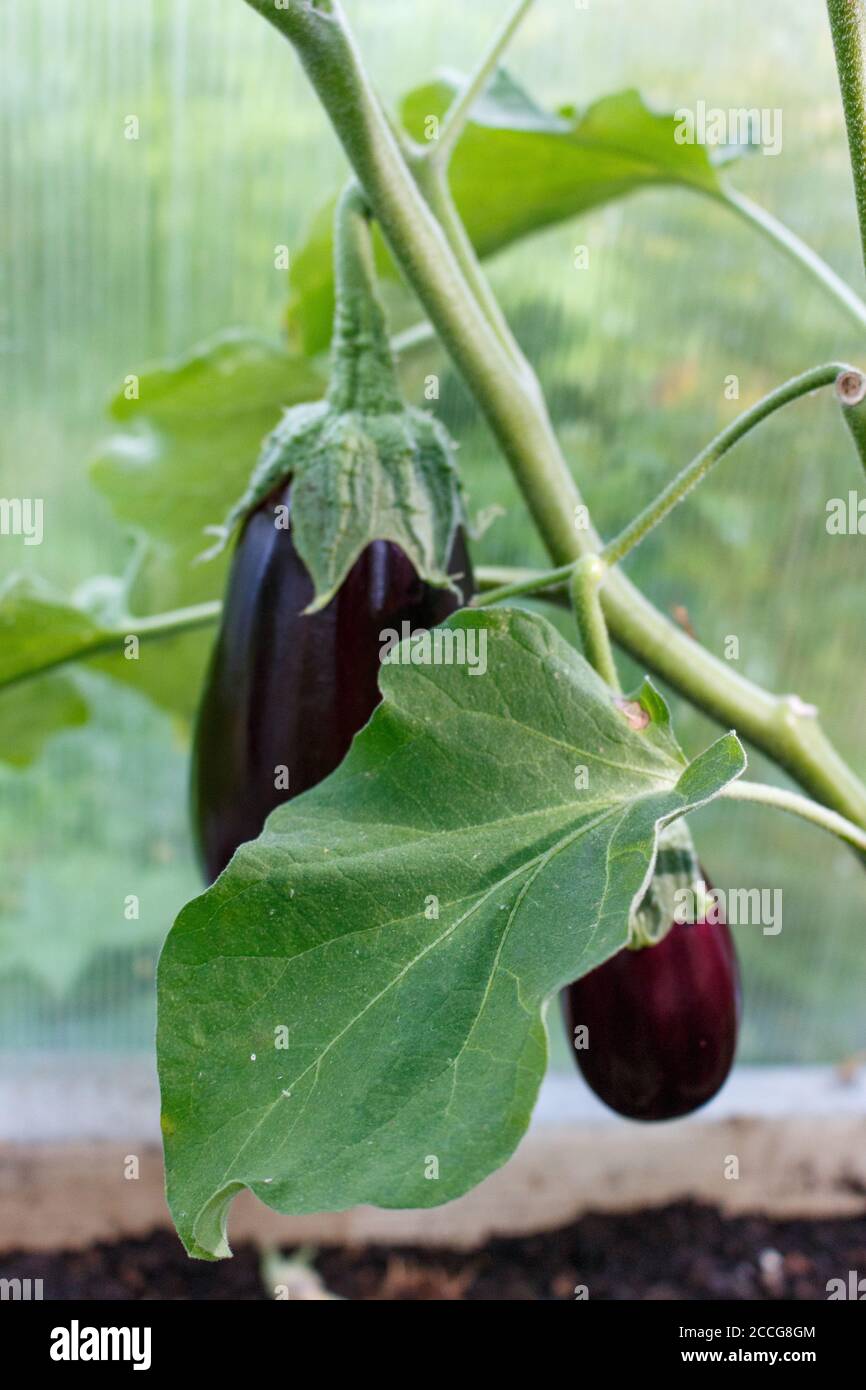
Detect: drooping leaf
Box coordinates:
(157, 607, 745, 1259)
(289, 74, 737, 352)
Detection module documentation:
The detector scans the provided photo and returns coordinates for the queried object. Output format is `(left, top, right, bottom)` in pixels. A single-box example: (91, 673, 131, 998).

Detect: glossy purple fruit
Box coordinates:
(191, 481, 472, 883)
(562, 909, 740, 1121)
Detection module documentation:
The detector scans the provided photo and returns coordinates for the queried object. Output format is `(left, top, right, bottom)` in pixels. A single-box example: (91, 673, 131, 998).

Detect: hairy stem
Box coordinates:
(484, 361, 864, 591)
(478, 560, 576, 606)
(432, 0, 535, 167)
(2, 601, 221, 693)
(828, 0, 866, 278)
(569, 556, 621, 691)
(604, 362, 859, 566)
(722, 778, 866, 855)
(327, 182, 402, 412)
(410, 164, 525, 366)
(720, 186, 866, 333)
(476, 564, 568, 604)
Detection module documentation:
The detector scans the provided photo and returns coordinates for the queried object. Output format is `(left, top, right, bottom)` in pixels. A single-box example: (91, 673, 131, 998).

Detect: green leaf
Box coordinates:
(90, 329, 326, 613)
(0, 574, 105, 763)
(0, 574, 218, 763)
(87, 328, 323, 716)
(290, 75, 734, 352)
(0, 574, 106, 688)
(0, 675, 88, 767)
(157, 607, 745, 1259)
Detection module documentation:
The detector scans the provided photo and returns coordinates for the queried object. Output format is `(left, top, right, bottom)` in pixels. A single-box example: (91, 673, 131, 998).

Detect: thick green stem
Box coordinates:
(243, 0, 866, 834)
(569, 556, 620, 691)
(243, 0, 585, 569)
(607, 587, 866, 829)
(327, 182, 402, 413)
(828, 0, 866, 279)
(604, 362, 859, 566)
(411, 165, 524, 366)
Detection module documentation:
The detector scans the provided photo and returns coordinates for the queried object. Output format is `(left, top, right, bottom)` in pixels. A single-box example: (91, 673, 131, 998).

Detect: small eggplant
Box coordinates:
(562, 903, 740, 1122)
(191, 482, 472, 883)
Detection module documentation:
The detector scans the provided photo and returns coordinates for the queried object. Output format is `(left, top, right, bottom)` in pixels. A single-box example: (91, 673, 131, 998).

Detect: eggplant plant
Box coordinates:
(3, 0, 866, 1261)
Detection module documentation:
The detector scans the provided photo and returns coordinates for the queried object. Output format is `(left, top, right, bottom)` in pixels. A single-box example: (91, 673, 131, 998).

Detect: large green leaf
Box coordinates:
(157, 607, 745, 1259)
(289, 73, 734, 353)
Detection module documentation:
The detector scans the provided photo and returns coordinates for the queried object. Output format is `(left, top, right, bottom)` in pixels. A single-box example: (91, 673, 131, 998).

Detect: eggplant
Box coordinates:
(191, 481, 472, 883)
(562, 904, 740, 1121)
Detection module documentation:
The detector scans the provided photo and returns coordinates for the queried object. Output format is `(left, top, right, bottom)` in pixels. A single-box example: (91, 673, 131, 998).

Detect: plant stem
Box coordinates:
(828, 0, 866, 279)
(243, 0, 866, 834)
(409, 0, 537, 364)
(722, 778, 866, 855)
(719, 186, 866, 334)
(411, 165, 526, 366)
(604, 362, 857, 566)
(484, 360, 862, 591)
(569, 556, 620, 691)
(432, 0, 535, 168)
(394, 182, 866, 367)
(243, 0, 585, 568)
(479, 561, 575, 606)
(328, 182, 402, 412)
(476, 564, 567, 602)
(3, 601, 222, 693)
(391, 320, 436, 355)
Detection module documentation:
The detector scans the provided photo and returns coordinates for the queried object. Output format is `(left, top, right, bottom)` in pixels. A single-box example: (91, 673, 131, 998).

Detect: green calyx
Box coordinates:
(628, 817, 703, 949)
(200, 184, 465, 612)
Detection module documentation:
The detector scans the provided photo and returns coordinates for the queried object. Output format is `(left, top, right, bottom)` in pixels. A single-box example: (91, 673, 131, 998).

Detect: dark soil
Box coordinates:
(5, 1202, 865, 1300)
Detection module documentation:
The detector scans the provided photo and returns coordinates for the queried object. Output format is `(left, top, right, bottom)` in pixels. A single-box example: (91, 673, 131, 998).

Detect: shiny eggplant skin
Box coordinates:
(191, 482, 472, 883)
(562, 909, 740, 1122)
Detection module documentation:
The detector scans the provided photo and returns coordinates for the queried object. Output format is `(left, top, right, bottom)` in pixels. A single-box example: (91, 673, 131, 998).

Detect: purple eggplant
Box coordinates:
(191, 481, 472, 883)
(562, 904, 740, 1121)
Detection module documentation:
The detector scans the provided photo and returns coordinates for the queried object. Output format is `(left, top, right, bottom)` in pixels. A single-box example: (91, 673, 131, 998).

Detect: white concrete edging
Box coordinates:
(1, 1056, 864, 1251)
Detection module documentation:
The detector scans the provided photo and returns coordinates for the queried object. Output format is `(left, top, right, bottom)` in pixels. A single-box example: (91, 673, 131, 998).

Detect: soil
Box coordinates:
(4, 1202, 866, 1300)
